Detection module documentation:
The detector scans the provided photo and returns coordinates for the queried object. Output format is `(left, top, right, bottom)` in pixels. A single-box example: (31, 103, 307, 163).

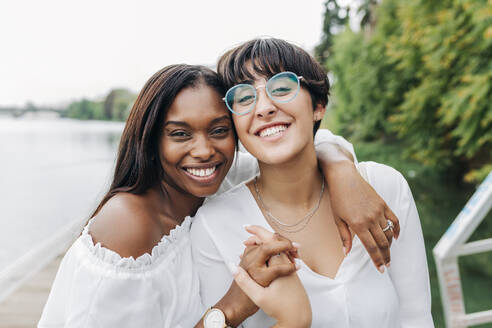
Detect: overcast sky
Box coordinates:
(0, 0, 341, 107)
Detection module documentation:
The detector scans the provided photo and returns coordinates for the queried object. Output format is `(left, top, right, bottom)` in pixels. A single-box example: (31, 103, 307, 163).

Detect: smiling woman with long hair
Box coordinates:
(38, 62, 400, 328)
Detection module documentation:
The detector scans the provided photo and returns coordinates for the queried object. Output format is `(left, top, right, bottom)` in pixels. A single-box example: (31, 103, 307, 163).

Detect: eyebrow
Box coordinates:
(210, 115, 232, 125)
(238, 79, 254, 85)
(164, 121, 189, 128)
(164, 115, 231, 128)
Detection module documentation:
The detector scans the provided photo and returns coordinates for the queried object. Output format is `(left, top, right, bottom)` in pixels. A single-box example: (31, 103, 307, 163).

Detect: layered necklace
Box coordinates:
(253, 176, 325, 233)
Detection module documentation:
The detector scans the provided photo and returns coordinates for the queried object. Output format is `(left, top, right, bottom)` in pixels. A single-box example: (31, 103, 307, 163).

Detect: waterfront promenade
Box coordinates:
(0, 256, 61, 328)
(0, 118, 121, 327)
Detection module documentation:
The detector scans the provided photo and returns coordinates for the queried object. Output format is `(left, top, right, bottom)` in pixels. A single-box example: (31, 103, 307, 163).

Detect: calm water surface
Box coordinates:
(0, 117, 123, 270)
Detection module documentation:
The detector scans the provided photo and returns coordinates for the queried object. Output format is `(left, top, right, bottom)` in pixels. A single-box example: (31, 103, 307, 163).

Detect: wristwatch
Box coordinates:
(202, 307, 231, 328)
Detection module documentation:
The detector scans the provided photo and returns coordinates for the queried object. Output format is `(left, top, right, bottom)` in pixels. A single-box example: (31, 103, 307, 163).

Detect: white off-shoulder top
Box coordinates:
(191, 162, 434, 328)
(38, 130, 355, 328)
(39, 217, 200, 328)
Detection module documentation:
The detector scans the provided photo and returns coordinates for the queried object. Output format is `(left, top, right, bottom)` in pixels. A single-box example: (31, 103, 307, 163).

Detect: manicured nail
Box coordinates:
(227, 262, 239, 275)
(242, 224, 251, 230)
(343, 247, 347, 256)
(292, 242, 301, 249)
(378, 265, 385, 273)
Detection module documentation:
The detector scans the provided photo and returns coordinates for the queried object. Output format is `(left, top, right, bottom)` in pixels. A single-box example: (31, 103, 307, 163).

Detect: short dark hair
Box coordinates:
(217, 38, 330, 133)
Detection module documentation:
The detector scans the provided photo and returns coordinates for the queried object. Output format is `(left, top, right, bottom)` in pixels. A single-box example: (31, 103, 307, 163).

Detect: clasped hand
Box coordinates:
(230, 225, 312, 328)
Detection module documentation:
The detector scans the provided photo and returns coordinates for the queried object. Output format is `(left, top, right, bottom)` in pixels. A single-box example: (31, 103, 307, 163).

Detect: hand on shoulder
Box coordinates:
(89, 192, 164, 258)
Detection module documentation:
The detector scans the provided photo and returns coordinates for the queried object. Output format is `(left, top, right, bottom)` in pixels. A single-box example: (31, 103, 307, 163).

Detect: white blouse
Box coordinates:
(191, 162, 434, 328)
(39, 217, 202, 328)
(38, 130, 353, 328)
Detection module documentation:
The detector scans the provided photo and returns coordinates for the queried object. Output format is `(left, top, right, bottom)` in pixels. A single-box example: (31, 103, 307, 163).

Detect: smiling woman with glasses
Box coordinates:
(191, 37, 434, 328)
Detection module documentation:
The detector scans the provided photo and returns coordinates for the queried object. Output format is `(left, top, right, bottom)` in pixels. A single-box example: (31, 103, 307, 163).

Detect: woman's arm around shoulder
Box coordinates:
(219, 129, 356, 194)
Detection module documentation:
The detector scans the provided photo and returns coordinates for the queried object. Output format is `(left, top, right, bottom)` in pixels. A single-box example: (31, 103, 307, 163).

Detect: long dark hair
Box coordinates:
(91, 64, 226, 217)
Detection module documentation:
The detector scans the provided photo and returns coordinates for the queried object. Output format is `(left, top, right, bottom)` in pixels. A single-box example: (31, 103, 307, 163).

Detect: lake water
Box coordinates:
(0, 117, 123, 285)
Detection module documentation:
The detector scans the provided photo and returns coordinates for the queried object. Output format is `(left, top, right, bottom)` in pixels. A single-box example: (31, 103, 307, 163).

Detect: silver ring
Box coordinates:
(382, 220, 394, 232)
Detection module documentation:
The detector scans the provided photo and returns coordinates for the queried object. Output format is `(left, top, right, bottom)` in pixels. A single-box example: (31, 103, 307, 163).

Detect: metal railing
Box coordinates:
(433, 171, 492, 327)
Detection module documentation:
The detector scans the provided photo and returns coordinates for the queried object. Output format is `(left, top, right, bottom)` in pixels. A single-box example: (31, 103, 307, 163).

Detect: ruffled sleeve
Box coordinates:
(38, 217, 204, 328)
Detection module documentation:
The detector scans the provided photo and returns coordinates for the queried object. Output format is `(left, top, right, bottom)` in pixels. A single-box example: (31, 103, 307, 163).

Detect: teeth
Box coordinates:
(259, 125, 287, 137)
(186, 166, 216, 177)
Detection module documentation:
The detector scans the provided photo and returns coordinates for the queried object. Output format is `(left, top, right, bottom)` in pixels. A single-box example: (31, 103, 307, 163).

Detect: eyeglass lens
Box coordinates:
(225, 72, 300, 115)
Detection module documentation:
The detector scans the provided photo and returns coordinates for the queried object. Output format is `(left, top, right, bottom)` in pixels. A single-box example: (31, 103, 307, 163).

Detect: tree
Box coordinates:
(104, 88, 136, 121)
(324, 0, 492, 183)
(315, 0, 350, 64)
(65, 98, 104, 120)
(315, 0, 380, 63)
(65, 89, 136, 122)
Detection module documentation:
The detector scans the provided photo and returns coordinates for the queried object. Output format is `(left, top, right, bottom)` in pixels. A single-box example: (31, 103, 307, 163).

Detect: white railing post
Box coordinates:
(433, 171, 492, 327)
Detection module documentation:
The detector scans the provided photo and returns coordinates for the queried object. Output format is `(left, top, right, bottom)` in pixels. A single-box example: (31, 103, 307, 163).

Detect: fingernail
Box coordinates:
(227, 262, 239, 275)
(385, 262, 391, 268)
(343, 247, 348, 257)
(295, 263, 301, 270)
(378, 265, 385, 273)
(242, 224, 251, 230)
(292, 242, 301, 248)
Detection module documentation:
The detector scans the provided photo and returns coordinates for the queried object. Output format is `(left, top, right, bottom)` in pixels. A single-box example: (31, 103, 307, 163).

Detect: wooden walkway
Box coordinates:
(0, 256, 62, 328)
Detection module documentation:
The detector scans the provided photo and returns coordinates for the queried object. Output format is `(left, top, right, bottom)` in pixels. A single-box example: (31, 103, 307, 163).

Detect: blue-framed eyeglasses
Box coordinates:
(223, 71, 303, 115)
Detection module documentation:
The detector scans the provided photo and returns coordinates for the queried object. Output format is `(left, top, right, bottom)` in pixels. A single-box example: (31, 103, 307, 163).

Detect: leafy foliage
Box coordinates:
(325, 0, 492, 183)
(352, 140, 492, 327)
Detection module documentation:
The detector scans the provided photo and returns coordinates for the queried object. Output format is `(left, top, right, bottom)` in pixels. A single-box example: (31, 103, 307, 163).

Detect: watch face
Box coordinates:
(204, 308, 225, 328)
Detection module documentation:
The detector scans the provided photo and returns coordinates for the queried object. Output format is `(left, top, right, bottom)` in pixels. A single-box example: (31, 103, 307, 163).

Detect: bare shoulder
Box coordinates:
(89, 192, 164, 258)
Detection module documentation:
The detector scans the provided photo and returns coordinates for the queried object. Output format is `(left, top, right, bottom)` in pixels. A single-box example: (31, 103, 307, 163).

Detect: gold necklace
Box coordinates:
(253, 176, 324, 233)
